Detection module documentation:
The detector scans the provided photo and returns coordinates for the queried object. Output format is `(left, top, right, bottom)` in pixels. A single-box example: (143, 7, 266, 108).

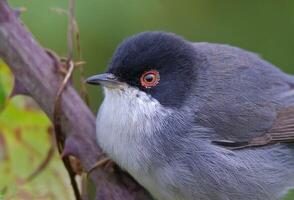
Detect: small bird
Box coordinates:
(86, 31, 294, 200)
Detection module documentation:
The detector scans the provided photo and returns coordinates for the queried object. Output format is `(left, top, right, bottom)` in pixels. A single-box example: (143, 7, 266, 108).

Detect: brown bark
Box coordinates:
(0, 0, 151, 199)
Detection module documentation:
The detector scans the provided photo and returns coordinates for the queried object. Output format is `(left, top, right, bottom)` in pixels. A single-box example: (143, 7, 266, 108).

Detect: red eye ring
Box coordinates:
(140, 70, 160, 88)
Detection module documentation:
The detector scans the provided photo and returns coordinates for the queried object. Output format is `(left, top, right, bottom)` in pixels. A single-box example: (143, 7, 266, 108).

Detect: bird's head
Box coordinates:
(87, 31, 199, 109)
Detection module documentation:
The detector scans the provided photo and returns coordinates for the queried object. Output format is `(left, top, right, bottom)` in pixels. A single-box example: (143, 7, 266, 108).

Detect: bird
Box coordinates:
(86, 31, 294, 200)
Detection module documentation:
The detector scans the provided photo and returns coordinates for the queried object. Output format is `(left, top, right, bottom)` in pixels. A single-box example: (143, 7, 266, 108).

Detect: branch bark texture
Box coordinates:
(0, 1, 151, 199)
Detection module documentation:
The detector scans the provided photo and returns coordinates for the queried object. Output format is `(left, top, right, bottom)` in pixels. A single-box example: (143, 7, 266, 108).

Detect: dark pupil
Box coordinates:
(145, 74, 154, 82)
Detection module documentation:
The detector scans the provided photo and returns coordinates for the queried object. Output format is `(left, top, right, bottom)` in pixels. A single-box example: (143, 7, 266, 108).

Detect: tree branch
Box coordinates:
(0, 1, 151, 199)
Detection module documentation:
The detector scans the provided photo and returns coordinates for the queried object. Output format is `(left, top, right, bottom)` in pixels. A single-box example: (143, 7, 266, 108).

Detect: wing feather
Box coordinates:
(213, 107, 294, 149)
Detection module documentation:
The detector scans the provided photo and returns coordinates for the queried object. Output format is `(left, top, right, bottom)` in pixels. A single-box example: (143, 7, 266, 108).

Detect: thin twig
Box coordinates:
(54, 60, 81, 200)
(0, 1, 151, 199)
(73, 19, 89, 105)
(51, 1, 89, 105)
(52, 0, 81, 199)
(25, 127, 55, 182)
(67, 0, 74, 61)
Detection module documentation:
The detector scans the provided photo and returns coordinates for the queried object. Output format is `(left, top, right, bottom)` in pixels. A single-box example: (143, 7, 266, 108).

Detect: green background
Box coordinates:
(8, 0, 294, 110)
(0, 0, 294, 199)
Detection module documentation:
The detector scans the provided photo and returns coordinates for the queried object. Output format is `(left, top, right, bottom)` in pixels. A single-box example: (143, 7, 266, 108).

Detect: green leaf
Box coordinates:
(0, 83, 5, 112)
(0, 60, 73, 199)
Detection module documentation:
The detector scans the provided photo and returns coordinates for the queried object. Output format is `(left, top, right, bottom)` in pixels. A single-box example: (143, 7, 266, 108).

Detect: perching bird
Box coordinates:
(86, 31, 294, 200)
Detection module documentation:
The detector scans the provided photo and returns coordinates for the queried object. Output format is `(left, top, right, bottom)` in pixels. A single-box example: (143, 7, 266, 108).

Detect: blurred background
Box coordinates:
(0, 0, 294, 199)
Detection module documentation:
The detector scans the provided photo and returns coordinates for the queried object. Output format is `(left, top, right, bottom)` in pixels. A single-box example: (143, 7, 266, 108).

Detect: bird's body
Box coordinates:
(88, 32, 294, 200)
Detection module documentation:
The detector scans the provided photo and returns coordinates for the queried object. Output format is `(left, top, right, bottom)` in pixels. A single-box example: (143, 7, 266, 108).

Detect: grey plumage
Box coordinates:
(87, 32, 294, 200)
(147, 43, 294, 200)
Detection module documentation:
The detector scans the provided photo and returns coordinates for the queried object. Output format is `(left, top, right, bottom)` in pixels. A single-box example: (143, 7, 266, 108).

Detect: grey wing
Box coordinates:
(250, 107, 294, 144)
(193, 43, 294, 148)
(212, 74, 294, 149)
(213, 107, 294, 149)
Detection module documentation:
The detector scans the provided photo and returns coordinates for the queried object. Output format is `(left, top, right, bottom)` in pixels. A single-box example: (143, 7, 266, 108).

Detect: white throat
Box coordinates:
(96, 86, 171, 173)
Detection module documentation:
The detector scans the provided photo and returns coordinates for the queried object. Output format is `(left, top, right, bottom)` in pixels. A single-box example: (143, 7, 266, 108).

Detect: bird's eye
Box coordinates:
(140, 70, 160, 88)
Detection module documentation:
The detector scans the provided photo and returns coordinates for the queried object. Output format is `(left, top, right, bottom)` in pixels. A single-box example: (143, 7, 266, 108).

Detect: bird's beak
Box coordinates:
(86, 73, 125, 88)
